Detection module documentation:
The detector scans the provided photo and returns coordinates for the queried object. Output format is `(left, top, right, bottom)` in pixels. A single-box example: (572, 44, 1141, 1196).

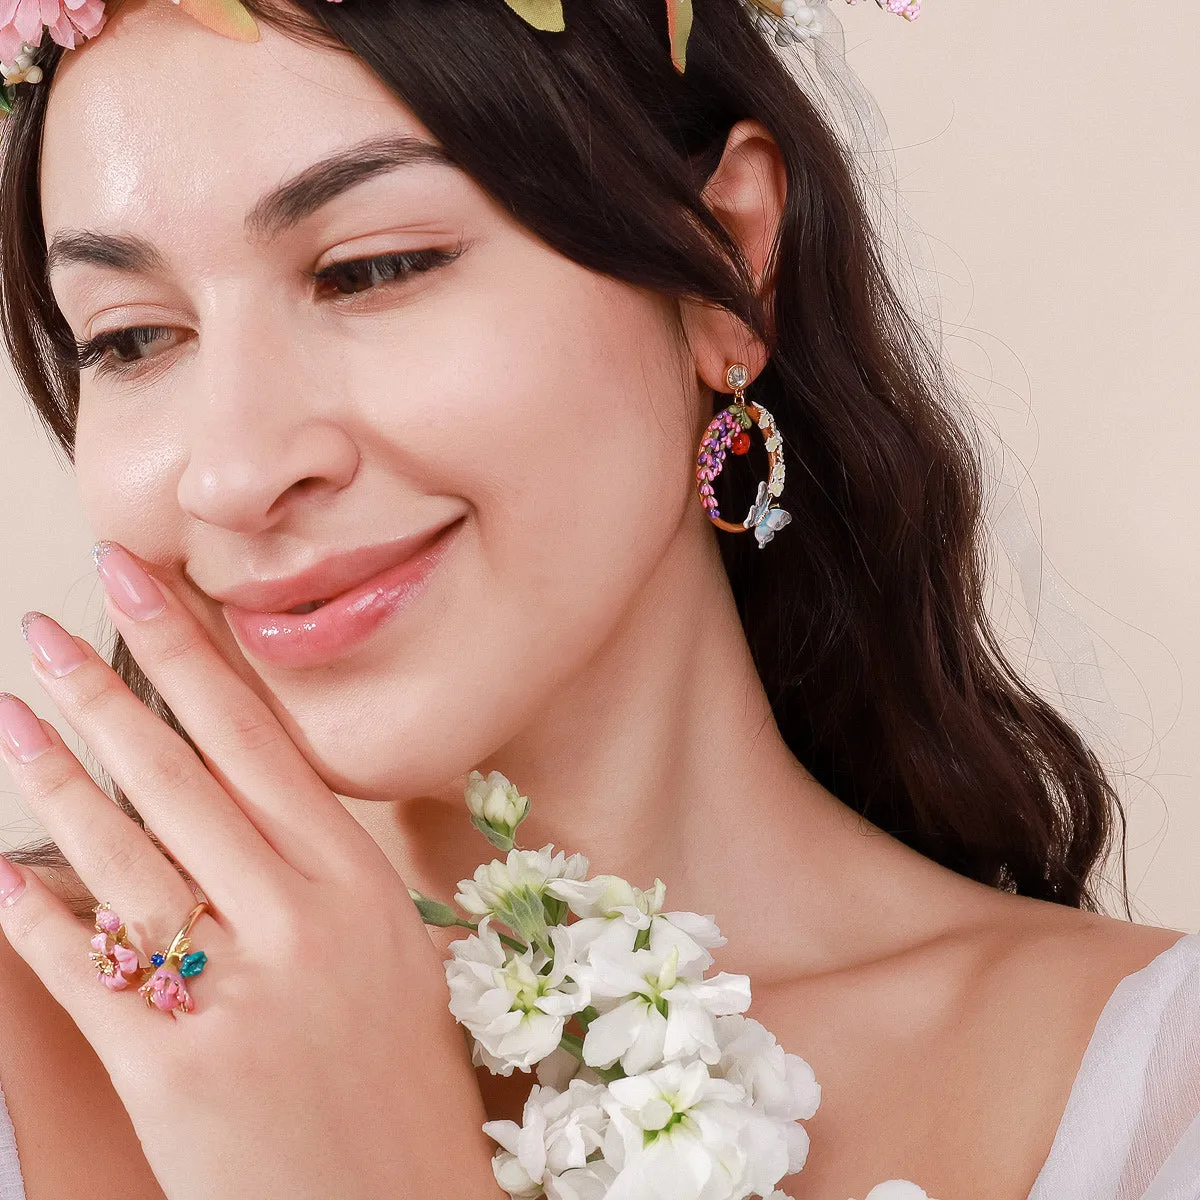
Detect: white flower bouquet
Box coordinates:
(411, 770, 937, 1200)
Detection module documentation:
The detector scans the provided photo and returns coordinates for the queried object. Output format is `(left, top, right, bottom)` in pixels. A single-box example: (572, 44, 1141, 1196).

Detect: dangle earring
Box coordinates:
(695, 362, 793, 548)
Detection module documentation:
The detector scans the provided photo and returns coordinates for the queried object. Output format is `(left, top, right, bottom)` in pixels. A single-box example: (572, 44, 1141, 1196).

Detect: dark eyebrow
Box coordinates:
(44, 133, 461, 285)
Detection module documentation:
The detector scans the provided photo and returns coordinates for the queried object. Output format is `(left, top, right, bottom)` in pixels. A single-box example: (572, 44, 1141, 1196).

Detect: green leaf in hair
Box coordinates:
(665, 0, 694, 74)
(502, 0, 566, 33)
(177, 0, 261, 44)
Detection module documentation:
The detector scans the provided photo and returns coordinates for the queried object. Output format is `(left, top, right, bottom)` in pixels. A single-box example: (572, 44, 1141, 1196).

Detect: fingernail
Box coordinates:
(21, 611, 87, 677)
(92, 541, 166, 621)
(0, 854, 25, 907)
(0, 693, 51, 764)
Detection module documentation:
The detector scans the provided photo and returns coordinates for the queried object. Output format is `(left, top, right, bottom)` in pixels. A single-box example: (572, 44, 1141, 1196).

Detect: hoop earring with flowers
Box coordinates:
(695, 362, 792, 548)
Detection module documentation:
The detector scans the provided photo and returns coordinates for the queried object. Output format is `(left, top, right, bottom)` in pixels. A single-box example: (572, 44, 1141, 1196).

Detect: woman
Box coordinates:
(0, 0, 1193, 1196)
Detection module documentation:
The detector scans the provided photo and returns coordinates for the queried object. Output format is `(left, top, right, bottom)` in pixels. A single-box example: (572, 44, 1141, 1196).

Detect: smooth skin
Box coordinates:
(0, 0, 1186, 1197)
(0, 575, 503, 1197)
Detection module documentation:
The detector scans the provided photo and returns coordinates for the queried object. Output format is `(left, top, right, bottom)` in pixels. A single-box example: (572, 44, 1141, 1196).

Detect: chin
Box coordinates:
(262, 686, 506, 804)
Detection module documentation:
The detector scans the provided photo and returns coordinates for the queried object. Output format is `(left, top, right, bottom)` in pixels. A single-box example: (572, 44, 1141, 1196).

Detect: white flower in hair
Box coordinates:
(778, 0, 823, 40)
(445, 916, 590, 1076)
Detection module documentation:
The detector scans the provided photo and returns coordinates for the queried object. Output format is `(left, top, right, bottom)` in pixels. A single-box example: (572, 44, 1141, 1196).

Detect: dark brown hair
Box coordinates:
(0, 0, 1130, 921)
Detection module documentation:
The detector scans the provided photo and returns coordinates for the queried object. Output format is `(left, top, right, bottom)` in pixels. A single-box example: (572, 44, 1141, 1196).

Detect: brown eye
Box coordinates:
(311, 247, 460, 297)
(72, 326, 178, 379)
(65, 242, 465, 384)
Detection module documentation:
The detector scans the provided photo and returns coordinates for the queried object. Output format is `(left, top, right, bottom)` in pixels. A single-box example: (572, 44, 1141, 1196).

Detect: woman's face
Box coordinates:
(38, 0, 710, 800)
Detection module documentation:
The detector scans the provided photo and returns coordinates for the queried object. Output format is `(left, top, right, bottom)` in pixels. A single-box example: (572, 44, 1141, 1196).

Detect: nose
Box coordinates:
(175, 310, 360, 534)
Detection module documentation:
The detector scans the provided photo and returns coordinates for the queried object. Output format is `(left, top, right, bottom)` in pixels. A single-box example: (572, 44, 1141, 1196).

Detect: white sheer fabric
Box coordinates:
(0, 1075, 23, 1200)
(0, 935, 1195, 1200)
(1027, 930, 1200, 1200)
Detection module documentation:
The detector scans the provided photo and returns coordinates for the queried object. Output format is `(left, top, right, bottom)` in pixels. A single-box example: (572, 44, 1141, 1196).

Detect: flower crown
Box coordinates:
(0, 0, 918, 111)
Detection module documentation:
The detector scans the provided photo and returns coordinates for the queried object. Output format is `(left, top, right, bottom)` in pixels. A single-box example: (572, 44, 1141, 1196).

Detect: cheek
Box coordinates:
(439, 263, 693, 635)
(291, 260, 700, 796)
(74, 411, 187, 557)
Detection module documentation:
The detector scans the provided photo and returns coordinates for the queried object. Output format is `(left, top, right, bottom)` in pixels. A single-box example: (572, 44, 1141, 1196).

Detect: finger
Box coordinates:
(19, 614, 289, 919)
(0, 692, 206, 947)
(0, 851, 167, 1053)
(91, 541, 377, 881)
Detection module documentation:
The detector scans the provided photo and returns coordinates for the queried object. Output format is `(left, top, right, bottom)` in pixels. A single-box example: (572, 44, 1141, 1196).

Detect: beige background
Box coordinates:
(1, 0, 1196, 931)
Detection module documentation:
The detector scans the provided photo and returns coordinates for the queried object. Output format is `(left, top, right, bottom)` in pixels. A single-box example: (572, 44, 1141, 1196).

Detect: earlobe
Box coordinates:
(680, 119, 785, 396)
(679, 304, 769, 400)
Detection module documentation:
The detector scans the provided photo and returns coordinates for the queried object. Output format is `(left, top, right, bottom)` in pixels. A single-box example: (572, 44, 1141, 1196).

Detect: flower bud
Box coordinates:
(408, 888, 461, 927)
(464, 769, 530, 851)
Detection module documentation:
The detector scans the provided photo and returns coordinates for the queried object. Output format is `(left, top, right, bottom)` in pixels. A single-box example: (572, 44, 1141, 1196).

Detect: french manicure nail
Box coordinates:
(0, 692, 51, 764)
(92, 540, 166, 621)
(21, 611, 87, 677)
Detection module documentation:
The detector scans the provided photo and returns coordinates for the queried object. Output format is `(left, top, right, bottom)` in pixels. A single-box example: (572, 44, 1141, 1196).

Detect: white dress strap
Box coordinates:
(1027, 931, 1200, 1200)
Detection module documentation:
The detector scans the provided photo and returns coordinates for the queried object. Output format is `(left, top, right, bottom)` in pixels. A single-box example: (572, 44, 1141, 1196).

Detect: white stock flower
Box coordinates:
(535, 1044, 605, 1091)
(445, 916, 589, 1076)
(490, 1153, 543, 1200)
(712, 1014, 821, 1173)
(545, 871, 727, 981)
(571, 944, 751, 1075)
(483, 1079, 611, 1198)
(545, 1161, 619, 1200)
(600, 1059, 791, 1200)
(465, 768, 531, 850)
(546, 874, 667, 924)
(853, 1185, 936, 1200)
(564, 902, 728, 981)
(456, 843, 590, 918)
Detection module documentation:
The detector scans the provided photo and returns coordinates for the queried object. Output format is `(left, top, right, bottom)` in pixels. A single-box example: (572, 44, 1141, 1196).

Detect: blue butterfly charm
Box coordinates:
(743, 481, 792, 548)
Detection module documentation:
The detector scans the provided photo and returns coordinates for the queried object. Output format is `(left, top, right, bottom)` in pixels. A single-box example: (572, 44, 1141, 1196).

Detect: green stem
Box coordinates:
(557, 1032, 585, 1060)
(594, 1062, 626, 1085)
(452, 919, 527, 954)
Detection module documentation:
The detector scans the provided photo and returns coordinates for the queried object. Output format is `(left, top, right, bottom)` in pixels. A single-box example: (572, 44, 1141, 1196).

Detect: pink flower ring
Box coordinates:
(87, 903, 146, 991)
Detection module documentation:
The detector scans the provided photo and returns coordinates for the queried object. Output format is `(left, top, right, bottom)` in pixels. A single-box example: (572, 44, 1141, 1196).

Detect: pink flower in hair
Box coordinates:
(0, 0, 106, 66)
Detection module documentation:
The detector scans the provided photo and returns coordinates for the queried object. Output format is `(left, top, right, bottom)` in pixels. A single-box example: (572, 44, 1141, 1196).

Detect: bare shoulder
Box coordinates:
(971, 891, 1190, 1022)
(0, 864, 166, 1200)
(949, 892, 1191, 1165)
(757, 887, 1192, 1200)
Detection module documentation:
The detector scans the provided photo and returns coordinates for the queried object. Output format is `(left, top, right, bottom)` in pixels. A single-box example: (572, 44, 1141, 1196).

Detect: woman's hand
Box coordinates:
(0, 541, 503, 1199)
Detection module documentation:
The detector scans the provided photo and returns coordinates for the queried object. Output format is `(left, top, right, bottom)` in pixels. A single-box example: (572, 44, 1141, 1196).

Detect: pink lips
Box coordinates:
(221, 519, 461, 669)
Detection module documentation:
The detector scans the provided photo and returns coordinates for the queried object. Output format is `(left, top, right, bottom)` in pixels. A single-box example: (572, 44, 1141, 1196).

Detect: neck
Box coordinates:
(339, 520, 957, 983)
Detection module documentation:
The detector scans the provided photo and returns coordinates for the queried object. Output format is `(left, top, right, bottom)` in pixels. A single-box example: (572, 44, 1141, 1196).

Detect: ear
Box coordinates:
(679, 118, 787, 395)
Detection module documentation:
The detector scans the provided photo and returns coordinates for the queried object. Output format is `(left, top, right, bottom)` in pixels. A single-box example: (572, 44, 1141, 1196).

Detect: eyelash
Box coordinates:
(68, 245, 462, 381)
